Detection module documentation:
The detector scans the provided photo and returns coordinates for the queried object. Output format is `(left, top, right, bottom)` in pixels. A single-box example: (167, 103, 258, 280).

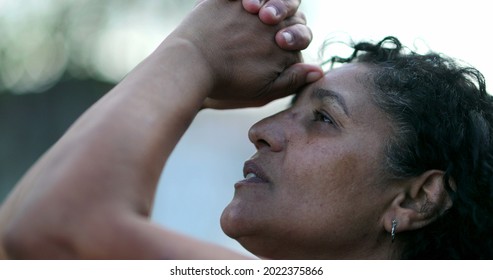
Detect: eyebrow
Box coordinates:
(311, 88, 350, 117)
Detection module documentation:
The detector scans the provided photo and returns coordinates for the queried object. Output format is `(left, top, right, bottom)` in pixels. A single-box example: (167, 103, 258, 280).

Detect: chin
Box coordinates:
(220, 201, 265, 243)
(220, 207, 280, 259)
(219, 204, 243, 239)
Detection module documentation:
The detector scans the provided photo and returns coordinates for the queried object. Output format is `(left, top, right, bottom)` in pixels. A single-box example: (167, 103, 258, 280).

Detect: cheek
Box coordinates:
(282, 148, 342, 197)
(282, 143, 377, 204)
(277, 144, 385, 237)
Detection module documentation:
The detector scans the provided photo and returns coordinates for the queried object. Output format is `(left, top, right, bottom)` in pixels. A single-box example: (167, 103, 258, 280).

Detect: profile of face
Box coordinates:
(220, 63, 401, 259)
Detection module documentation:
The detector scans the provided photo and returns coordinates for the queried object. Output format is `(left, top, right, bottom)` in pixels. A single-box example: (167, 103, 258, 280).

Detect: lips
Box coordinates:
(235, 160, 270, 188)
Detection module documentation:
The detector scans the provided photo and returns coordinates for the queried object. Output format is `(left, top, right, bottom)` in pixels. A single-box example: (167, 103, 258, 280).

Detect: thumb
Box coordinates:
(268, 63, 324, 99)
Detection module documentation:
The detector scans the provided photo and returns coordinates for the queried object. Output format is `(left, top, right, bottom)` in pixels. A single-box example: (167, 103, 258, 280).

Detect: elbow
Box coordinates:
(2, 218, 76, 259)
(2, 208, 130, 259)
(2, 221, 36, 259)
(2, 224, 35, 259)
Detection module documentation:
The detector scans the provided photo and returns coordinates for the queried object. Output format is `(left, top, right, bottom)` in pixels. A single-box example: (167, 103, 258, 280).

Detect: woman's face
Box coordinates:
(220, 63, 398, 259)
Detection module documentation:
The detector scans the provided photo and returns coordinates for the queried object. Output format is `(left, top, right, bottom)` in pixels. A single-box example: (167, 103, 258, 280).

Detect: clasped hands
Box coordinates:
(176, 0, 324, 109)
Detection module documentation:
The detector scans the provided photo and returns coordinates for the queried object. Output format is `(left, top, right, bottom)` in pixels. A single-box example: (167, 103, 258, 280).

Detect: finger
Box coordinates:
(276, 23, 312, 51)
(242, 0, 264, 13)
(258, 0, 301, 25)
(267, 63, 324, 98)
(203, 63, 324, 110)
(202, 98, 269, 110)
(285, 10, 307, 25)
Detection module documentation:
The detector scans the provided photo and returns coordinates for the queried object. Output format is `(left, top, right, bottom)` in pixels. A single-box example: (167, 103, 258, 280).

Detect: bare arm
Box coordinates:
(0, 0, 322, 259)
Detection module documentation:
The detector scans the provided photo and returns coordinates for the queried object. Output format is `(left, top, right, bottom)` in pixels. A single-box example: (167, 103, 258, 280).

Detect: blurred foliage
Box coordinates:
(0, 0, 196, 202)
(0, 0, 196, 94)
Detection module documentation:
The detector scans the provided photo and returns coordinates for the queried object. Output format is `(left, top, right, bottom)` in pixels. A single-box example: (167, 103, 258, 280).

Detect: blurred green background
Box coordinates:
(0, 0, 196, 201)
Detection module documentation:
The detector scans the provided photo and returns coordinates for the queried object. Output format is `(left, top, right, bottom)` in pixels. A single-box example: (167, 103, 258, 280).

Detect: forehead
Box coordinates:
(298, 63, 382, 121)
(318, 63, 373, 104)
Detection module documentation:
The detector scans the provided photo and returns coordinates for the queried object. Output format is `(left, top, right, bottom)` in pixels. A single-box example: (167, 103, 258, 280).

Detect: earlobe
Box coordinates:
(383, 170, 453, 239)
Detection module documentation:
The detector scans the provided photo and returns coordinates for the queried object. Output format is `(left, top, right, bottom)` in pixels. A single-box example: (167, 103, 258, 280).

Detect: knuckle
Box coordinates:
(281, 65, 303, 93)
(267, 0, 299, 17)
(285, 24, 311, 49)
(284, 0, 300, 14)
(295, 11, 307, 24)
(287, 71, 299, 92)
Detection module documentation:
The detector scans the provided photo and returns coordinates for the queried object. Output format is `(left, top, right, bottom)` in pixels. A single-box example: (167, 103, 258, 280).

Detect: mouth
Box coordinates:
(235, 160, 270, 188)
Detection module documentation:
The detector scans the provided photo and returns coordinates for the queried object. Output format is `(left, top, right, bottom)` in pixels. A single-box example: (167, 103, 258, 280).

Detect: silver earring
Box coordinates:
(391, 219, 398, 242)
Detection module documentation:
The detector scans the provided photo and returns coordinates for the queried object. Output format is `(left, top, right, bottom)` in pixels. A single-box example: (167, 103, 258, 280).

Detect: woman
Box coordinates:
(221, 36, 493, 259)
(1, 0, 492, 259)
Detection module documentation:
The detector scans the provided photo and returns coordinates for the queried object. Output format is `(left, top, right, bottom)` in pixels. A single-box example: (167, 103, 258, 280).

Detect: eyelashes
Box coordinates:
(312, 110, 335, 125)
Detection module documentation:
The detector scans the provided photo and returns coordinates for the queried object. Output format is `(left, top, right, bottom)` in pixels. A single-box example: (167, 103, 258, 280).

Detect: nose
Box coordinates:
(248, 111, 289, 152)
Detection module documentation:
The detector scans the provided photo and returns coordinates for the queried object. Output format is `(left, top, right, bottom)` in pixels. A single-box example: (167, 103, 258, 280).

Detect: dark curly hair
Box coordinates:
(326, 36, 493, 259)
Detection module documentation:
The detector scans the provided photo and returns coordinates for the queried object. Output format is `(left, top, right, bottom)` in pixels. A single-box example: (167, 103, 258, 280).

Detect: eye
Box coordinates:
(312, 110, 334, 125)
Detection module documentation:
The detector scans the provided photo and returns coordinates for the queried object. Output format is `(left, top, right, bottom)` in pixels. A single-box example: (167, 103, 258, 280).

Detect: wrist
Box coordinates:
(152, 37, 215, 102)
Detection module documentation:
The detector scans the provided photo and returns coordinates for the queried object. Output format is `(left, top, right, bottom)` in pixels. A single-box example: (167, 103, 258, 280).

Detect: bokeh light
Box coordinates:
(0, 0, 194, 94)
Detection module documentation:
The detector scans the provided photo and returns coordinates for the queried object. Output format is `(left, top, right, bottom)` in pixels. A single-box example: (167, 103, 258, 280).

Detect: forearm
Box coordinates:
(0, 38, 213, 258)
(64, 38, 214, 211)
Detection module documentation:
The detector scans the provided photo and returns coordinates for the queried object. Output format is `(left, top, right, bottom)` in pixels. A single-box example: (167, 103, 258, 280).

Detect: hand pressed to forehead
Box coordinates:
(178, 0, 322, 106)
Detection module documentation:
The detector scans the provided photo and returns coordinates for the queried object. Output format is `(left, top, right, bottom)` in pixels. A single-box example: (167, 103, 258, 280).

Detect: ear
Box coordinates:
(382, 170, 453, 236)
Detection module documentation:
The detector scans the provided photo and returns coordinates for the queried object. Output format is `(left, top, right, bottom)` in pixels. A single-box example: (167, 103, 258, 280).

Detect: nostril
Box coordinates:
(256, 139, 270, 149)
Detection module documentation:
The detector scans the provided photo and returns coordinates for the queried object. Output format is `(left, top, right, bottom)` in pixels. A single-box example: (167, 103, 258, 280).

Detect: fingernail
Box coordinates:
(306, 72, 323, 83)
(282, 32, 294, 45)
(251, 0, 262, 7)
(265, 5, 278, 17)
